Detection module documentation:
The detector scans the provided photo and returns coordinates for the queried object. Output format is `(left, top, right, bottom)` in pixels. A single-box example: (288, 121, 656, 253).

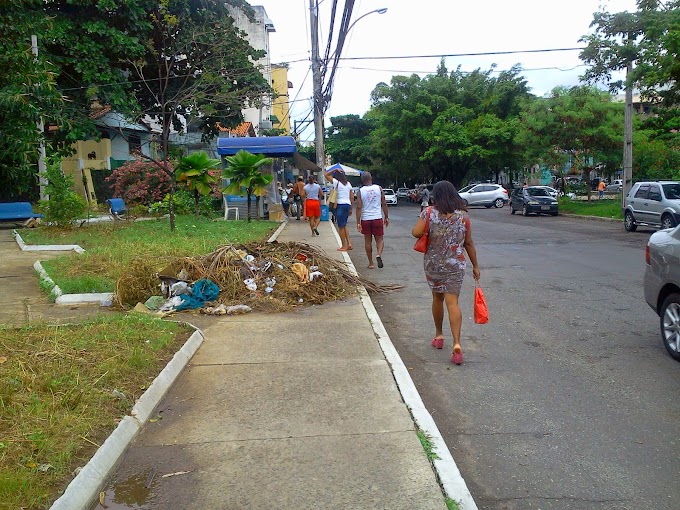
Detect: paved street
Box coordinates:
(347, 201, 680, 510)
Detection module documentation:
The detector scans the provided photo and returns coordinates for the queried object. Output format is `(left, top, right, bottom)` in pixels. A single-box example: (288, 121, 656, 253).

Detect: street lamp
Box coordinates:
(309, 4, 387, 175)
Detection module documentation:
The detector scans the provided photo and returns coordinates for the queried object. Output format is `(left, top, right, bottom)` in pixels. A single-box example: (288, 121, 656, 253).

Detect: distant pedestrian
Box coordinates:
(411, 180, 480, 365)
(325, 167, 354, 251)
(598, 180, 606, 199)
(355, 171, 388, 269)
(420, 186, 431, 212)
(279, 184, 291, 217)
(303, 175, 323, 236)
(293, 176, 305, 220)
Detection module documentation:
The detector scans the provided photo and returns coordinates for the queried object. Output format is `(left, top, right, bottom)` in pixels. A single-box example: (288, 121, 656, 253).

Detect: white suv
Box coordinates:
(458, 183, 509, 208)
(623, 181, 680, 231)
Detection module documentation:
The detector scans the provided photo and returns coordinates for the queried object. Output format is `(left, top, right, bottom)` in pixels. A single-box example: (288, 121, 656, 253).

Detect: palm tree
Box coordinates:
(175, 152, 221, 218)
(222, 150, 273, 222)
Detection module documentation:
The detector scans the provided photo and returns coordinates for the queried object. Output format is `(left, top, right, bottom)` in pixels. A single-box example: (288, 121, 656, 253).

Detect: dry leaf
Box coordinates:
(161, 470, 192, 478)
(0, 356, 7, 364)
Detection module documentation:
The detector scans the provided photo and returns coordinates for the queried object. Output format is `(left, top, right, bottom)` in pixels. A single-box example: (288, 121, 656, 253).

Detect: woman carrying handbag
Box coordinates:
(411, 180, 480, 365)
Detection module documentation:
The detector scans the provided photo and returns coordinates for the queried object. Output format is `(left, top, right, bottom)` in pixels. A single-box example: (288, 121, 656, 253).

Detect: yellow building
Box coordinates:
(271, 64, 293, 135)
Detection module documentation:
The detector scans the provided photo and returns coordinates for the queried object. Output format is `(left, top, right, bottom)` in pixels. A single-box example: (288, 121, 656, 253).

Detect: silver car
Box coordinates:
(458, 183, 509, 208)
(644, 224, 680, 361)
(624, 181, 680, 231)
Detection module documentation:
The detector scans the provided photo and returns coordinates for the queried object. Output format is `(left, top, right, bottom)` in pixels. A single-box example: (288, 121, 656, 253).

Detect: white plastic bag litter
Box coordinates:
(243, 278, 257, 291)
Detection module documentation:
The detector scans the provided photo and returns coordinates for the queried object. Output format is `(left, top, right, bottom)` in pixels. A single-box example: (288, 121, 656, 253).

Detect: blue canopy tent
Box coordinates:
(217, 136, 321, 219)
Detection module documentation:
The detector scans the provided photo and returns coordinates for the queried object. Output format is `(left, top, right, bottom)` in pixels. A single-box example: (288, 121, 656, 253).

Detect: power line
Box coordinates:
(279, 46, 587, 65)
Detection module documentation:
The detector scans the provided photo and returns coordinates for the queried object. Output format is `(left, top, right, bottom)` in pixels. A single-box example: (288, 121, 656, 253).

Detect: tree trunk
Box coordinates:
(246, 191, 252, 222)
(194, 188, 200, 218)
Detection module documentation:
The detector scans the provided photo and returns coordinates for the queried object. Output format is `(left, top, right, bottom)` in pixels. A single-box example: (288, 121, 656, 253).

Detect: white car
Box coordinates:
(533, 186, 561, 198)
(383, 188, 398, 206)
(458, 183, 508, 208)
(396, 187, 410, 199)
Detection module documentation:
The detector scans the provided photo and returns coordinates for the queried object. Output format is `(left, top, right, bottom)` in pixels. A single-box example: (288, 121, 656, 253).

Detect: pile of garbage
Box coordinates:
(114, 241, 402, 314)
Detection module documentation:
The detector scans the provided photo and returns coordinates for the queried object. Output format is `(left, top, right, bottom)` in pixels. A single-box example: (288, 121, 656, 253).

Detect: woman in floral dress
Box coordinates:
(411, 180, 480, 365)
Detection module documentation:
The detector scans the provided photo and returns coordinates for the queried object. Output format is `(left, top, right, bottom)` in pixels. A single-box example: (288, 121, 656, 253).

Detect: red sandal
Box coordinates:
(431, 337, 444, 349)
(451, 346, 463, 365)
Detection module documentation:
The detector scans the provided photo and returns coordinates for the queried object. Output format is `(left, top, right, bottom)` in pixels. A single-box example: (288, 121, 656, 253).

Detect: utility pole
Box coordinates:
(31, 35, 48, 201)
(622, 61, 633, 207)
(309, 0, 326, 176)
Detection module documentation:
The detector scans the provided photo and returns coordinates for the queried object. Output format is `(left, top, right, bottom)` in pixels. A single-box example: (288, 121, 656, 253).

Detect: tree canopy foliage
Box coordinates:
(1, 0, 268, 207)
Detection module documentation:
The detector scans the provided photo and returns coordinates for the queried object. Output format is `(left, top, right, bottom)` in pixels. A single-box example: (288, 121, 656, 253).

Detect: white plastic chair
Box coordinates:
(223, 196, 240, 220)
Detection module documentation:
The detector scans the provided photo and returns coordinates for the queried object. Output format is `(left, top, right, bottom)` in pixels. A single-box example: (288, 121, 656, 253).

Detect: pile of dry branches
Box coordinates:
(115, 241, 403, 312)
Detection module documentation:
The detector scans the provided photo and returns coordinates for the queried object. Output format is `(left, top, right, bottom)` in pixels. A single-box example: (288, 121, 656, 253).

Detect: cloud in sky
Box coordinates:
(254, 0, 638, 141)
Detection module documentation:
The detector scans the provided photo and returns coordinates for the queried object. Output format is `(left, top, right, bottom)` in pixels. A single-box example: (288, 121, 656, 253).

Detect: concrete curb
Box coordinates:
(49, 326, 205, 510)
(14, 230, 85, 254)
(267, 217, 288, 243)
(560, 213, 622, 223)
(328, 224, 478, 510)
(33, 260, 114, 305)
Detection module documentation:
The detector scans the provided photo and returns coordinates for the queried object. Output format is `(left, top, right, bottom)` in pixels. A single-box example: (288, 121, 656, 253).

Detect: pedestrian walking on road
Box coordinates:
(355, 171, 388, 269)
(411, 180, 480, 365)
(420, 186, 431, 212)
(324, 167, 354, 251)
(303, 175, 323, 236)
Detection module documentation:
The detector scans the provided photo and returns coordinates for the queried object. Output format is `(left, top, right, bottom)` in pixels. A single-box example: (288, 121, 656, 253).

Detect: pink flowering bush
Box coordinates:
(105, 160, 174, 206)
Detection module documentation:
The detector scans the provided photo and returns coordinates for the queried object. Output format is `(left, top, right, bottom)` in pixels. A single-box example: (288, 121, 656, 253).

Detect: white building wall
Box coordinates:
(228, 5, 275, 134)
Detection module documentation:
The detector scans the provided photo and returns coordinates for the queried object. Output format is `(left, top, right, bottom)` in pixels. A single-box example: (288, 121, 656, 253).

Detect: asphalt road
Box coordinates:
(347, 201, 680, 510)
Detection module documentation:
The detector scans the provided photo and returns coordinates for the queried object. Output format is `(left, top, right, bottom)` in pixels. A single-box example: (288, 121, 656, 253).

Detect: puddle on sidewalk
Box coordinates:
(92, 472, 155, 510)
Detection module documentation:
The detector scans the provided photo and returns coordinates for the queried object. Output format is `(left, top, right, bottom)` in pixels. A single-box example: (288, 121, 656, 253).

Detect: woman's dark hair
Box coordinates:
(335, 170, 348, 185)
(432, 180, 467, 214)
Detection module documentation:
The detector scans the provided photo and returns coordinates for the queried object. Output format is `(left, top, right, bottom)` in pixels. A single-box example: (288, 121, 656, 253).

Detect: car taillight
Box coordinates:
(645, 243, 651, 265)
(503, 189, 508, 195)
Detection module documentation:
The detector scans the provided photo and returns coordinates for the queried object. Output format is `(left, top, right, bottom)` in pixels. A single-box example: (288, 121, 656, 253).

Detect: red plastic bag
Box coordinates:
(474, 283, 489, 324)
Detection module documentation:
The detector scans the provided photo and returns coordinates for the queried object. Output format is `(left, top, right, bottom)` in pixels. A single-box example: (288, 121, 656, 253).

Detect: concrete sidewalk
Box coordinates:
(88, 218, 455, 509)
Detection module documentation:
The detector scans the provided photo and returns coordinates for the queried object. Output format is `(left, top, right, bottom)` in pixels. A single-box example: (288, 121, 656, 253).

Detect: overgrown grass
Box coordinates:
(559, 196, 623, 219)
(445, 498, 460, 510)
(21, 216, 278, 293)
(417, 429, 439, 462)
(0, 314, 190, 510)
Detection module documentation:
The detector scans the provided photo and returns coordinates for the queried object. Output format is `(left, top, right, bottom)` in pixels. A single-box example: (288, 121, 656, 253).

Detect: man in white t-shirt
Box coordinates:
(355, 171, 389, 269)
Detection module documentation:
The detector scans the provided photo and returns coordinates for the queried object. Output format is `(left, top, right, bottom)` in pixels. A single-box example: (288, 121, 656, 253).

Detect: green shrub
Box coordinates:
(149, 189, 218, 217)
(38, 157, 87, 227)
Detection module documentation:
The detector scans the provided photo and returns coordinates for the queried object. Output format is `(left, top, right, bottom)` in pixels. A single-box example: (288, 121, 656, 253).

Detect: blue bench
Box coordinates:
(106, 198, 127, 219)
(0, 202, 44, 224)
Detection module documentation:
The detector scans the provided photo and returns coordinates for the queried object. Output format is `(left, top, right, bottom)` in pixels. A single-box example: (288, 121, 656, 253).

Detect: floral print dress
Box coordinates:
(421, 207, 470, 295)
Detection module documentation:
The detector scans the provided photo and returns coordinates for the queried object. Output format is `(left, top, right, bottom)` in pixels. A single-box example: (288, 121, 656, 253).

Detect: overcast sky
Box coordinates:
(253, 0, 638, 142)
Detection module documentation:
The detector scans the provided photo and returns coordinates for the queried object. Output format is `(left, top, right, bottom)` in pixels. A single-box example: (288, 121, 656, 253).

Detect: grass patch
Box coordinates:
(21, 216, 278, 294)
(558, 197, 623, 219)
(445, 498, 460, 510)
(0, 313, 190, 510)
(417, 429, 439, 462)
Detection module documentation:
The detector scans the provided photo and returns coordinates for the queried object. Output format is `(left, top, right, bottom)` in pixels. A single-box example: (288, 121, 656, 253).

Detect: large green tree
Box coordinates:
(367, 63, 531, 187)
(324, 114, 374, 169)
(580, 0, 680, 107)
(519, 86, 624, 196)
(0, 2, 65, 199)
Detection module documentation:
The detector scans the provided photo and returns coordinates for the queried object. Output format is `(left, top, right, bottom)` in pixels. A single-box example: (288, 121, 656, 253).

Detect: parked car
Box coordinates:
(606, 179, 623, 192)
(458, 183, 508, 208)
(510, 187, 559, 216)
(644, 224, 680, 361)
(623, 181, 680, 232)
(396, 187, 410, 199)
(383, 188, 398, 206)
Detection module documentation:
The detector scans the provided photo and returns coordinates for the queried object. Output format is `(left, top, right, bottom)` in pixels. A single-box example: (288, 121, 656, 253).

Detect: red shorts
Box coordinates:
(305, 199, 321, 218)
(361, 218, 384, 236)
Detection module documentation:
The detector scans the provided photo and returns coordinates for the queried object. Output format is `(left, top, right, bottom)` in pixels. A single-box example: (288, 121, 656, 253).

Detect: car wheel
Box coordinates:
(510, 205, 515, 215)
(624, 211, 637, 232)
(661, 213, 675, 230)
(522, 205, 529, 216)
(660, 293, 680, 361)
(551, 212, 558, 216)
(494, 198, 504, 208)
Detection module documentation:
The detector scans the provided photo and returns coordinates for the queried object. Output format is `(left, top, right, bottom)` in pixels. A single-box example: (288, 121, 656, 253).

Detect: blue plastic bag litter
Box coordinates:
(176, 279, 220, 311)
